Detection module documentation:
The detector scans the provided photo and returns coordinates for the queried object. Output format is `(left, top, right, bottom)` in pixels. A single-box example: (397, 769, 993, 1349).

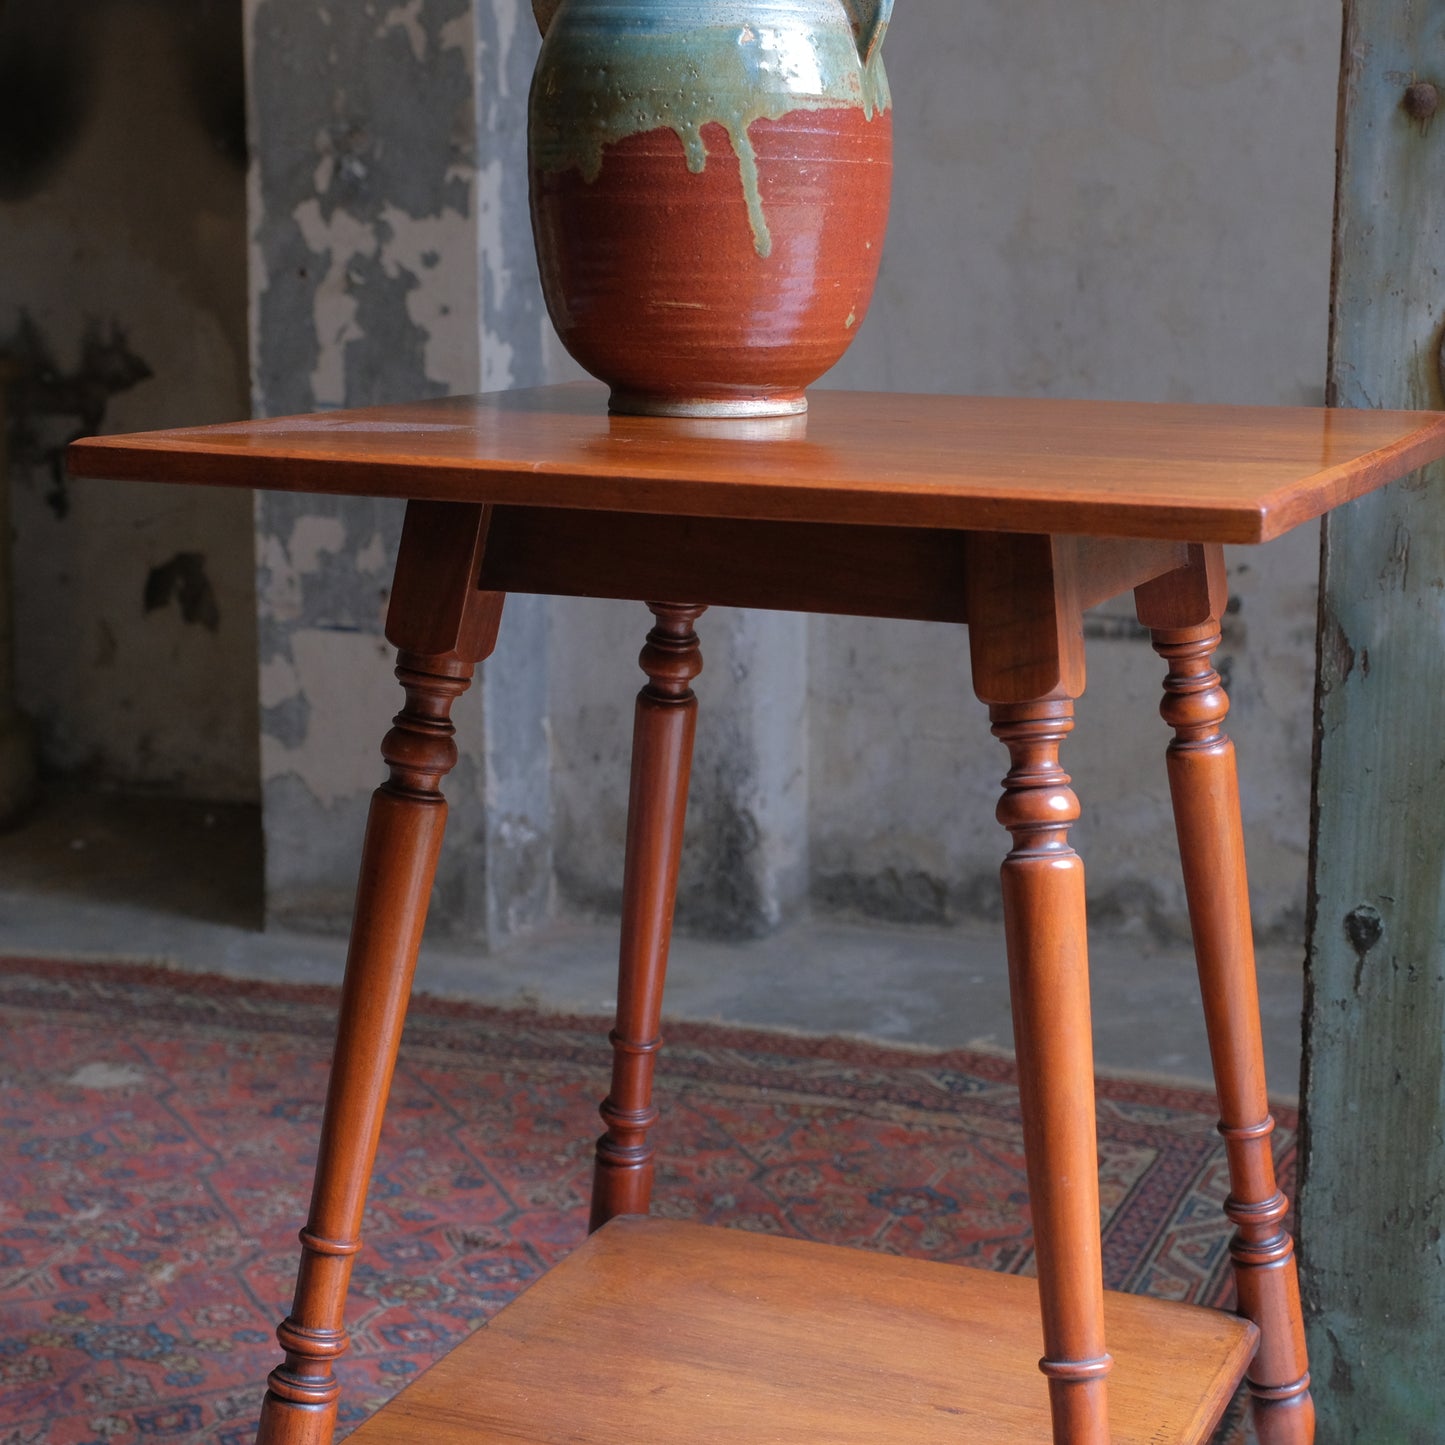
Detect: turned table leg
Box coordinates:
(991, 697, 1112, 1442)
(968, 534, 1111, 1445)
(1137, 546, 1313, 1444)
(256, 503, 503, 1445)
(590, 602, 705, 1231)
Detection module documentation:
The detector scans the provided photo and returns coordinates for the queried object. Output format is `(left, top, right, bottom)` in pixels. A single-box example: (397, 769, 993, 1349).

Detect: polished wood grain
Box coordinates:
(347, 1216, 1257, 1445)
(248, 510, 1256, 1445)
(382, 500, 504, 660)
(66, 382, 1445, 543)
(965, 539, 1112, 1440)
(965, 533, 1088, 703)
(482, 507, 975, 621)
(256, 503, 502, 1445)
(989, 697, 1110, 1443)
(1136, 546, 1312, 1444)
(73, 387, 1440, 1442)
(590, 604, 704, 1231)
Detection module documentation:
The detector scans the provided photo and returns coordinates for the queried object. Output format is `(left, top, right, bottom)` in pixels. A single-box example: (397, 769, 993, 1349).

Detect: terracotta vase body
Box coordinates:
(529, 0, 893, 417)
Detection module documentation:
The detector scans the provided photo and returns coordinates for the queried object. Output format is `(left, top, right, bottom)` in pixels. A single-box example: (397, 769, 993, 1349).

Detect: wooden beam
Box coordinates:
(1303, 4, 1445, 1437)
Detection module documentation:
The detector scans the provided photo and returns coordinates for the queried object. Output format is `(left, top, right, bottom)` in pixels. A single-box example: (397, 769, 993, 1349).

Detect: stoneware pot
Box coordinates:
(528, 0, 893, 417)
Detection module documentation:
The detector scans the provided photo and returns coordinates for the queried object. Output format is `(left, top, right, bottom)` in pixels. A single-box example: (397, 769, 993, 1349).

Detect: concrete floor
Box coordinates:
(0, 786, 1306, 1100)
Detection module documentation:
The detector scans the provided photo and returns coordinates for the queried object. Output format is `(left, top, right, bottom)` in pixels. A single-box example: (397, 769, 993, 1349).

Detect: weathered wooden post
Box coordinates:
(1302, 4, 1445, 1437)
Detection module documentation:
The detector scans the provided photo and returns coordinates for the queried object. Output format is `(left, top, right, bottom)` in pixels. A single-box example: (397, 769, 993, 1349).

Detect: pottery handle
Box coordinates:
(532, 0, 562, 38)
(842, 0, 892, 64)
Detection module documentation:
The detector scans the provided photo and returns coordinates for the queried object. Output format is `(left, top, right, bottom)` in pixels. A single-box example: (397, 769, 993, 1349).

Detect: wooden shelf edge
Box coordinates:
(351, 1216, 1257, 1445)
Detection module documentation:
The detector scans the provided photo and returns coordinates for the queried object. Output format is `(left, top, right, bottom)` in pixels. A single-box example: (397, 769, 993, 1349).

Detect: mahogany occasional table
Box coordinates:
(70, 385, 1445, 1445)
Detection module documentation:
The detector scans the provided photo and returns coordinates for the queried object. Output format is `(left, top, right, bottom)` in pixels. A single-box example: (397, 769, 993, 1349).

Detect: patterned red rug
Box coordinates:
(0, 957, 1289, 1443)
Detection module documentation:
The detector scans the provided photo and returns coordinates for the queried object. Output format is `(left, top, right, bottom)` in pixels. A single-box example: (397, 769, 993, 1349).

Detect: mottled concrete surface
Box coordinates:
(0, 787, 1306, 1097)
(246, 0, 479, 934)
(245, 0, 552, 939)
(2, 1, 257, 801)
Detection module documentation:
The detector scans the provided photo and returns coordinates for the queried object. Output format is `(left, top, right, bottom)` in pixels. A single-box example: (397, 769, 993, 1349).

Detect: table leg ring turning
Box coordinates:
(591, 602, 706, 1233)
(1143, 599, 1314, 1444)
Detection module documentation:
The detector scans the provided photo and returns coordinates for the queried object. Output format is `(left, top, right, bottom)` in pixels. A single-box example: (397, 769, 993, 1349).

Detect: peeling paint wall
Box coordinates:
(473, 0, 557, 942)
(248, 2, 481, 412)
(1, 0, 257, 800)
(246, 0, 553, 937)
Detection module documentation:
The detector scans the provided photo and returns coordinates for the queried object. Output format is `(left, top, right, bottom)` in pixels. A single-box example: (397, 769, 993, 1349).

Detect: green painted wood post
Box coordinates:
(1302, 4, 1445, 1439)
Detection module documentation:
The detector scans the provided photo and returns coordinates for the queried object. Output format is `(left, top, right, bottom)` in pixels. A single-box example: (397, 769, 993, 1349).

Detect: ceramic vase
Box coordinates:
(528, 0, 893, 417)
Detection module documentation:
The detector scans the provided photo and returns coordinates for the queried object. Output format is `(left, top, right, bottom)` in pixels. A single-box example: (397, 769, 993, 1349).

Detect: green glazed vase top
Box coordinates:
(531, 0, 892, 58)
(529, 0, 892, 259)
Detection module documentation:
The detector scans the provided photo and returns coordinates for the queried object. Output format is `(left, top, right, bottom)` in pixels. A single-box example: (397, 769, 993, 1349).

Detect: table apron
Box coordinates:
(475, 505, 1190, 623)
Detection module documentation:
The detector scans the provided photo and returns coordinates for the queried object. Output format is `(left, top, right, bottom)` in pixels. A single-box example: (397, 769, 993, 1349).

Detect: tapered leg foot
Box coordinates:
(590, 603, 705, 1232)
(1145, 606, 1313, 1444)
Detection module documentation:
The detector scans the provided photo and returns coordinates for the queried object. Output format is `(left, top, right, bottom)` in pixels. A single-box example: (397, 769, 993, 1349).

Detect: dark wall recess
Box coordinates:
(0, 314, 152, 518)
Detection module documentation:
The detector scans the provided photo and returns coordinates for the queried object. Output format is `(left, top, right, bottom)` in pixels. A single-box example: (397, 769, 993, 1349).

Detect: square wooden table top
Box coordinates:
(68, 382, 1445, 544)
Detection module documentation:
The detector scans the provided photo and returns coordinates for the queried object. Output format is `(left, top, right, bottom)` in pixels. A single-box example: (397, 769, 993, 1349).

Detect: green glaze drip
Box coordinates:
(731, 125, 771, 257)
(531, 15, 890, 260)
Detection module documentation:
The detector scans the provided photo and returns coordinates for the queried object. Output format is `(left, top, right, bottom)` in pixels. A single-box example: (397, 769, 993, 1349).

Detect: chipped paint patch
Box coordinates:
(440, 13, 473, 54)
(248, 0, 480, 416)
(1, 314, 152, 517)
(256, 514, 348, 626)
(486, 0, 520, 99)
(380, 0, 429, 62)
(260, 626, 397, 804)
(287, 514, 347, 573)
(353, 530, 389, 574)
(291, 200, 380, 407)
(379, 196, 479, 390)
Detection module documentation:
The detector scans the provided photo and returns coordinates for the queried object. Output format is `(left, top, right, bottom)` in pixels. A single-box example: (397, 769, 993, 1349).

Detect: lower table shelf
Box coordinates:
(350, 1215, 1256, 1444)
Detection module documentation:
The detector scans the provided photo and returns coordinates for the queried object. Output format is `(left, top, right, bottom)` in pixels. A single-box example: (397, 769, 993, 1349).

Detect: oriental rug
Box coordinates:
(0, 957, 1289, 1443)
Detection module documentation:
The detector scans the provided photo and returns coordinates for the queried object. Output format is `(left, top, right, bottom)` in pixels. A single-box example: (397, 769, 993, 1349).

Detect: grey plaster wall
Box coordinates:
(1, 1, 257, 801)
(805, 0, 1338, 939)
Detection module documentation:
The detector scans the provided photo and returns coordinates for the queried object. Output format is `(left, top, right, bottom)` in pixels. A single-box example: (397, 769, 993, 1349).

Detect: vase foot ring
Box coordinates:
(608, 389, 809, 419)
